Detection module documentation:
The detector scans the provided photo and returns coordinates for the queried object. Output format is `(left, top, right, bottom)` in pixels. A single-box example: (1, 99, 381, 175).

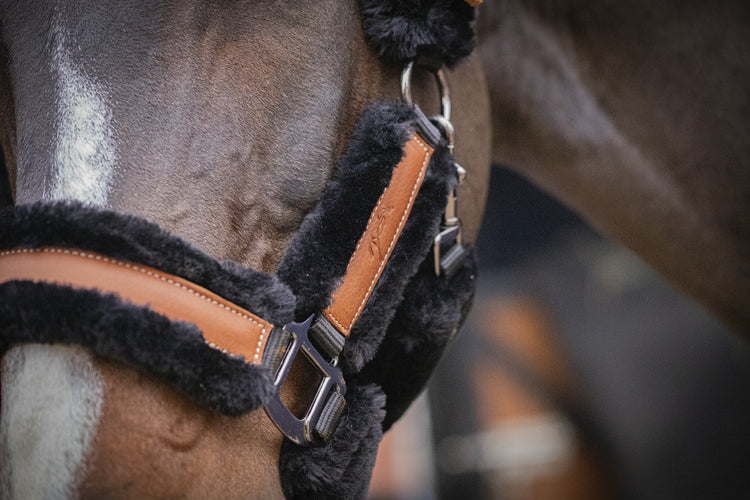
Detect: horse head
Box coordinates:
(0, 1, 490, 498)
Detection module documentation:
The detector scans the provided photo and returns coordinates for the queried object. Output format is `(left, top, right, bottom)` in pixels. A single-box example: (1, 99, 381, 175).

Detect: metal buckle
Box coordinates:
(401, 60, 451, 123)
(264, 315, 346, 446)
(401, 60, 468, 277)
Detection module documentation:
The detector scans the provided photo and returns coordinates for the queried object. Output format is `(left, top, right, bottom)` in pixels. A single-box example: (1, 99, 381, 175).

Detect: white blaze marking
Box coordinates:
(0, 11, 116, 499)
(48, 9, 117, 206)
(0, 345, 104, 499)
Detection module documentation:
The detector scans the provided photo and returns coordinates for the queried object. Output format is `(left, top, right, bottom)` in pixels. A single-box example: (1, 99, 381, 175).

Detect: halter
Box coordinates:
(0, 1, 482, 497)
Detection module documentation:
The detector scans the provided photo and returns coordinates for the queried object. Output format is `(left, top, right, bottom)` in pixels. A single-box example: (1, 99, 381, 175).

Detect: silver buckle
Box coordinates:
(401, 60, 468, 277)
(264, 315, 346, 446)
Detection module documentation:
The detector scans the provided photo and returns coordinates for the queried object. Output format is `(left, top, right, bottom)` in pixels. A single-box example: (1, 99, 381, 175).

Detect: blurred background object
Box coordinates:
(369, 165, 750, 500)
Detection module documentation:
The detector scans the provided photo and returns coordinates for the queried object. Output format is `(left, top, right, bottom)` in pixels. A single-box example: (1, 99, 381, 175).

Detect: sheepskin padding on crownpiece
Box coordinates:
(359, 0, 476, 68)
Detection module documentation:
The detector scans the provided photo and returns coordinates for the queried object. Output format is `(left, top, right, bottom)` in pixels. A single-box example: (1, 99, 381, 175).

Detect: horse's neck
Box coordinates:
(479, 0, 750, 331)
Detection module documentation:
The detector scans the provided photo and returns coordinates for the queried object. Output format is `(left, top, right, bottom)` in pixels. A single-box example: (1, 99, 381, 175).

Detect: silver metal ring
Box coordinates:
(400, 60, 451, 122)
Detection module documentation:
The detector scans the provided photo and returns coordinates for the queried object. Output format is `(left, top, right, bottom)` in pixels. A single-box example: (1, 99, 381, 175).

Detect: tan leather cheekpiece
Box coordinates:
(0, 248, 272, 364)
(323, 134, 434, 336)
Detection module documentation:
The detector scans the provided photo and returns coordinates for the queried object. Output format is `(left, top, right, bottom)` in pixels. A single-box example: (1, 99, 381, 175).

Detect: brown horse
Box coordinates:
(2, 0, 749, 498)
(0, 1, 490, 498)
(478, 0, 750, 333)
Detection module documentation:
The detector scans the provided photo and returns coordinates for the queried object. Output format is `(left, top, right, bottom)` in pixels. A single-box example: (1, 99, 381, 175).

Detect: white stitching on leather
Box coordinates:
(326, 135, 431, 333)
(0, 248, 267, 362)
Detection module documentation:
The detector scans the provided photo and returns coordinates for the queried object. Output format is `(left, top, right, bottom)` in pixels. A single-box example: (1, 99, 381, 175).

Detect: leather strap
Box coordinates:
(0, 131, 435, 369)
(0, 248, 272, 364)
(322, 133, 434, 336)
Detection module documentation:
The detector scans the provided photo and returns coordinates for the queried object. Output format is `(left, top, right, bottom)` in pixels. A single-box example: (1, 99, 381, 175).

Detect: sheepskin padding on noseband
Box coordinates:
(0, 281, 275, 415)
(0, 201, 296, 325)
(0, 201, 295, 415)
(359, 0, 476, 68)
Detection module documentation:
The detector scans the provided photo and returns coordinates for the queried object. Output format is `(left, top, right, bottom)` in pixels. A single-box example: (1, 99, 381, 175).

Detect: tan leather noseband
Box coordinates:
(0, 247, 273, 363)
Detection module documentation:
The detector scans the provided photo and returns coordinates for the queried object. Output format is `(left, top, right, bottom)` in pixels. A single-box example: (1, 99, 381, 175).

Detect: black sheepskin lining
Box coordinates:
(277, 101, 459, 374)
(0, 201, 296, 326)
(0, 201, 294, 416)
(359, 0, 476, 68)
(276, 250, 478, 498)
(355, 247, 478, 430)
(279, 384, 386, 500)
(0, 101, 479, 499)
(277, 101, 414, 321)
(342, 140, 458, 372)
(0, 281, 274, 415)
(275, 101, 476, 498)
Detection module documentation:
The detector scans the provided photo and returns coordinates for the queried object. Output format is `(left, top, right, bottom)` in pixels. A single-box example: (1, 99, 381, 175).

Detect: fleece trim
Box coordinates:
(0, 281, 274, 415)
(277, 101, 459, 374)
(277, 249, 478, 499)
(279, 384, 386, 500)
(358, 0, 477, 68)
(355, 246, 478, 430)
(0, 201, 296, 326)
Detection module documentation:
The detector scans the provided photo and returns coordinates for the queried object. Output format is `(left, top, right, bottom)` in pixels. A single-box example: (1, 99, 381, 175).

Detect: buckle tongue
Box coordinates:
(264, 315, 346, 446)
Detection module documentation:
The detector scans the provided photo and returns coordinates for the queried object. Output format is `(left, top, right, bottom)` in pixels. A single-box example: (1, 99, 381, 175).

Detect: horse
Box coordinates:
(2, 0, 749, 498)
(0, 1, 490, 498)
(478, 0, 750, 333)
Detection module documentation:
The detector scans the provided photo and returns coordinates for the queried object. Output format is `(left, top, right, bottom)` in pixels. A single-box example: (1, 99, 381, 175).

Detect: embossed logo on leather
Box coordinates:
(369, 205, 395, 260)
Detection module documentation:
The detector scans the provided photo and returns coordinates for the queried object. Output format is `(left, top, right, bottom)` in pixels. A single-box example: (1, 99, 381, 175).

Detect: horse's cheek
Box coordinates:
(78, 358, 285, 500)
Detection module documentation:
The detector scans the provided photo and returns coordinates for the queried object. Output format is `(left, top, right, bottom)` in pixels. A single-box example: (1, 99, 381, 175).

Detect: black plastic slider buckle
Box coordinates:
(264, 315, 346, 446)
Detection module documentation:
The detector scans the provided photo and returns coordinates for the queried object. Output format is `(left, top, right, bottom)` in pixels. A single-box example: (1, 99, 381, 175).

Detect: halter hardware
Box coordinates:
(401, 60, 468, 277)
(264, 315, 347, 446)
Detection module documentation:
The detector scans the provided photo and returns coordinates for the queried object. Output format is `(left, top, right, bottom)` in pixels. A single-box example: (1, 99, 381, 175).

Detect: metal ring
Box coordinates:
(400, 60, 451, 122)
(430, 114, 455, 151)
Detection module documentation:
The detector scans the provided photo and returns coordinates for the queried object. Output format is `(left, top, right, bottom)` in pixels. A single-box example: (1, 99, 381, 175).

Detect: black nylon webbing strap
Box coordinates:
(314, 390, 347, 442)
(309, 316, 346, 360)
(262, 326, 292, 373)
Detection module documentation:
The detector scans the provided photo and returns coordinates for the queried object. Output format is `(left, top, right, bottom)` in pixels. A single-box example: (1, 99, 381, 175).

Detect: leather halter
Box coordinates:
(0, 0, 479, 451)
(0, 113, 453, 446)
